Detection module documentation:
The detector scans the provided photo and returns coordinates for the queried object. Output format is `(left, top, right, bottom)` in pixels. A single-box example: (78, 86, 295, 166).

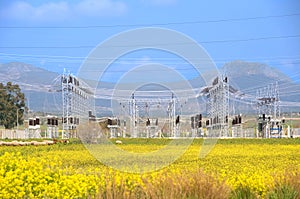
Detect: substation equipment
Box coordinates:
(61, 70, 93, 138)
(256, 82, 285, 138)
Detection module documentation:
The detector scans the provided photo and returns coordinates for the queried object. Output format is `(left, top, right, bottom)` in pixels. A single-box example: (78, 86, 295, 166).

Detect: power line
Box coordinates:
(1, 52, 300, 62)
(1, 34, 300, 49)
(1, 13, 299, 29)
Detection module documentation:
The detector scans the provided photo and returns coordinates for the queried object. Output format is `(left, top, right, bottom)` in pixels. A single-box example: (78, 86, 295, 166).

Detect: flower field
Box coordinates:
(0, 138, 300, 198)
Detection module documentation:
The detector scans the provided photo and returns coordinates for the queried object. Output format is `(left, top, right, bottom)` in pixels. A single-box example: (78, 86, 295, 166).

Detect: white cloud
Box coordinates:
(1, 0, 127, 22)
(75, 0, 127, 17)
(141, 0, 177, 6)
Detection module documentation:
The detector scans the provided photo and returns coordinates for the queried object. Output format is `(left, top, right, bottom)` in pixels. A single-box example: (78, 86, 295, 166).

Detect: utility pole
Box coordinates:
(16, 107, 25, 130)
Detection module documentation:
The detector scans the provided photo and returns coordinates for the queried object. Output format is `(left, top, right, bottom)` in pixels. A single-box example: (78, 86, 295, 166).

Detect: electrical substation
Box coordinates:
(54, 70, 296, 139)
(5, 69, 299, 140)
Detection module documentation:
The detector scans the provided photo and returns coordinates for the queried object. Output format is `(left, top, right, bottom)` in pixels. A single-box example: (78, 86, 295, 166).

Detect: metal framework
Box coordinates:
(61, 70, 93, 138)
(207, 76, 229, 137)
(256, 82, 280, 119)
(129, 93, 137, 137)
(167, 94, 177, 137)
(128, 92, 177, 138)
(256, 82, 282, 138)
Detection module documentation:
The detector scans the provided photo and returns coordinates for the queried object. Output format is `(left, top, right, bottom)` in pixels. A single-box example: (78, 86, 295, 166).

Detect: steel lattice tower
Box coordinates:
(167, 94, 176, 137)
(62, 70, 93, 138)
(128, 92, 177, 138)
(256, 82, 280, 119)
(207, 76, 229, 137)
(129, 93, 137, 138)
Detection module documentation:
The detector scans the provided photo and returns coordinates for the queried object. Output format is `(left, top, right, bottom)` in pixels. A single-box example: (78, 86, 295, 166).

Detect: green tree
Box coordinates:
(0, 82, 26, 129)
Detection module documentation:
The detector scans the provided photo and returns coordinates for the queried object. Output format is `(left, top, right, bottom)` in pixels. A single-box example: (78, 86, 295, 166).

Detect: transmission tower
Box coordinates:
(61, 70, 93, 138)
(167, 93, 176, 137)
(207, 76, 229, 137)
(129, 93, 137, 138)
(256, 82, 280, 119)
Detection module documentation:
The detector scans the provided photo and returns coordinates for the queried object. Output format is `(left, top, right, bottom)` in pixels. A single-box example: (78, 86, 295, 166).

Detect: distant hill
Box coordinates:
(221, 60, 291, 91)
(0, 62, 61, 113)
(222, 60, 290, 80)
(0, 61, 299, 115)
(0, 62, 59, 88)
(220, 61, 300, 103)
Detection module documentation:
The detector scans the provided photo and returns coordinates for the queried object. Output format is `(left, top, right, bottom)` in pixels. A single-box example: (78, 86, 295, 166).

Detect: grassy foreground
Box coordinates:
(0, 138, 300, 198)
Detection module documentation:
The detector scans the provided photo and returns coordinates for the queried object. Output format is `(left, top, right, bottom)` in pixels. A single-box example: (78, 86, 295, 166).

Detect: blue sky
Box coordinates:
(0, 0, 299, 82)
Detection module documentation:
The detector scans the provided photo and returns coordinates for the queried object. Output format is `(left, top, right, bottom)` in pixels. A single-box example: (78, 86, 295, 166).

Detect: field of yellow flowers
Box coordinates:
(0, 138, 300, 199)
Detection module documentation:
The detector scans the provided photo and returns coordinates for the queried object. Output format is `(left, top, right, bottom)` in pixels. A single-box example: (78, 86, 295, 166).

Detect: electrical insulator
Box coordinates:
(35, 118, 40, 125)
(191, 117, 194, 129)
(207, 120, 210, 126)
(176, 115, 180, 125)
(258, 123, 263, 132)
(238, 115, 242, 124)
(62, 76, 67, 83)
(68, 76, 72, 83)
(146, 118, 150, 126)
(224, 77, 228, 83)
(198, 120, 202, 128)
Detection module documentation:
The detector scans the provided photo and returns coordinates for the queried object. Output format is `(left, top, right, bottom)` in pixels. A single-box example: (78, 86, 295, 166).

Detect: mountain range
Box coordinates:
(0, 61, 299, 116)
